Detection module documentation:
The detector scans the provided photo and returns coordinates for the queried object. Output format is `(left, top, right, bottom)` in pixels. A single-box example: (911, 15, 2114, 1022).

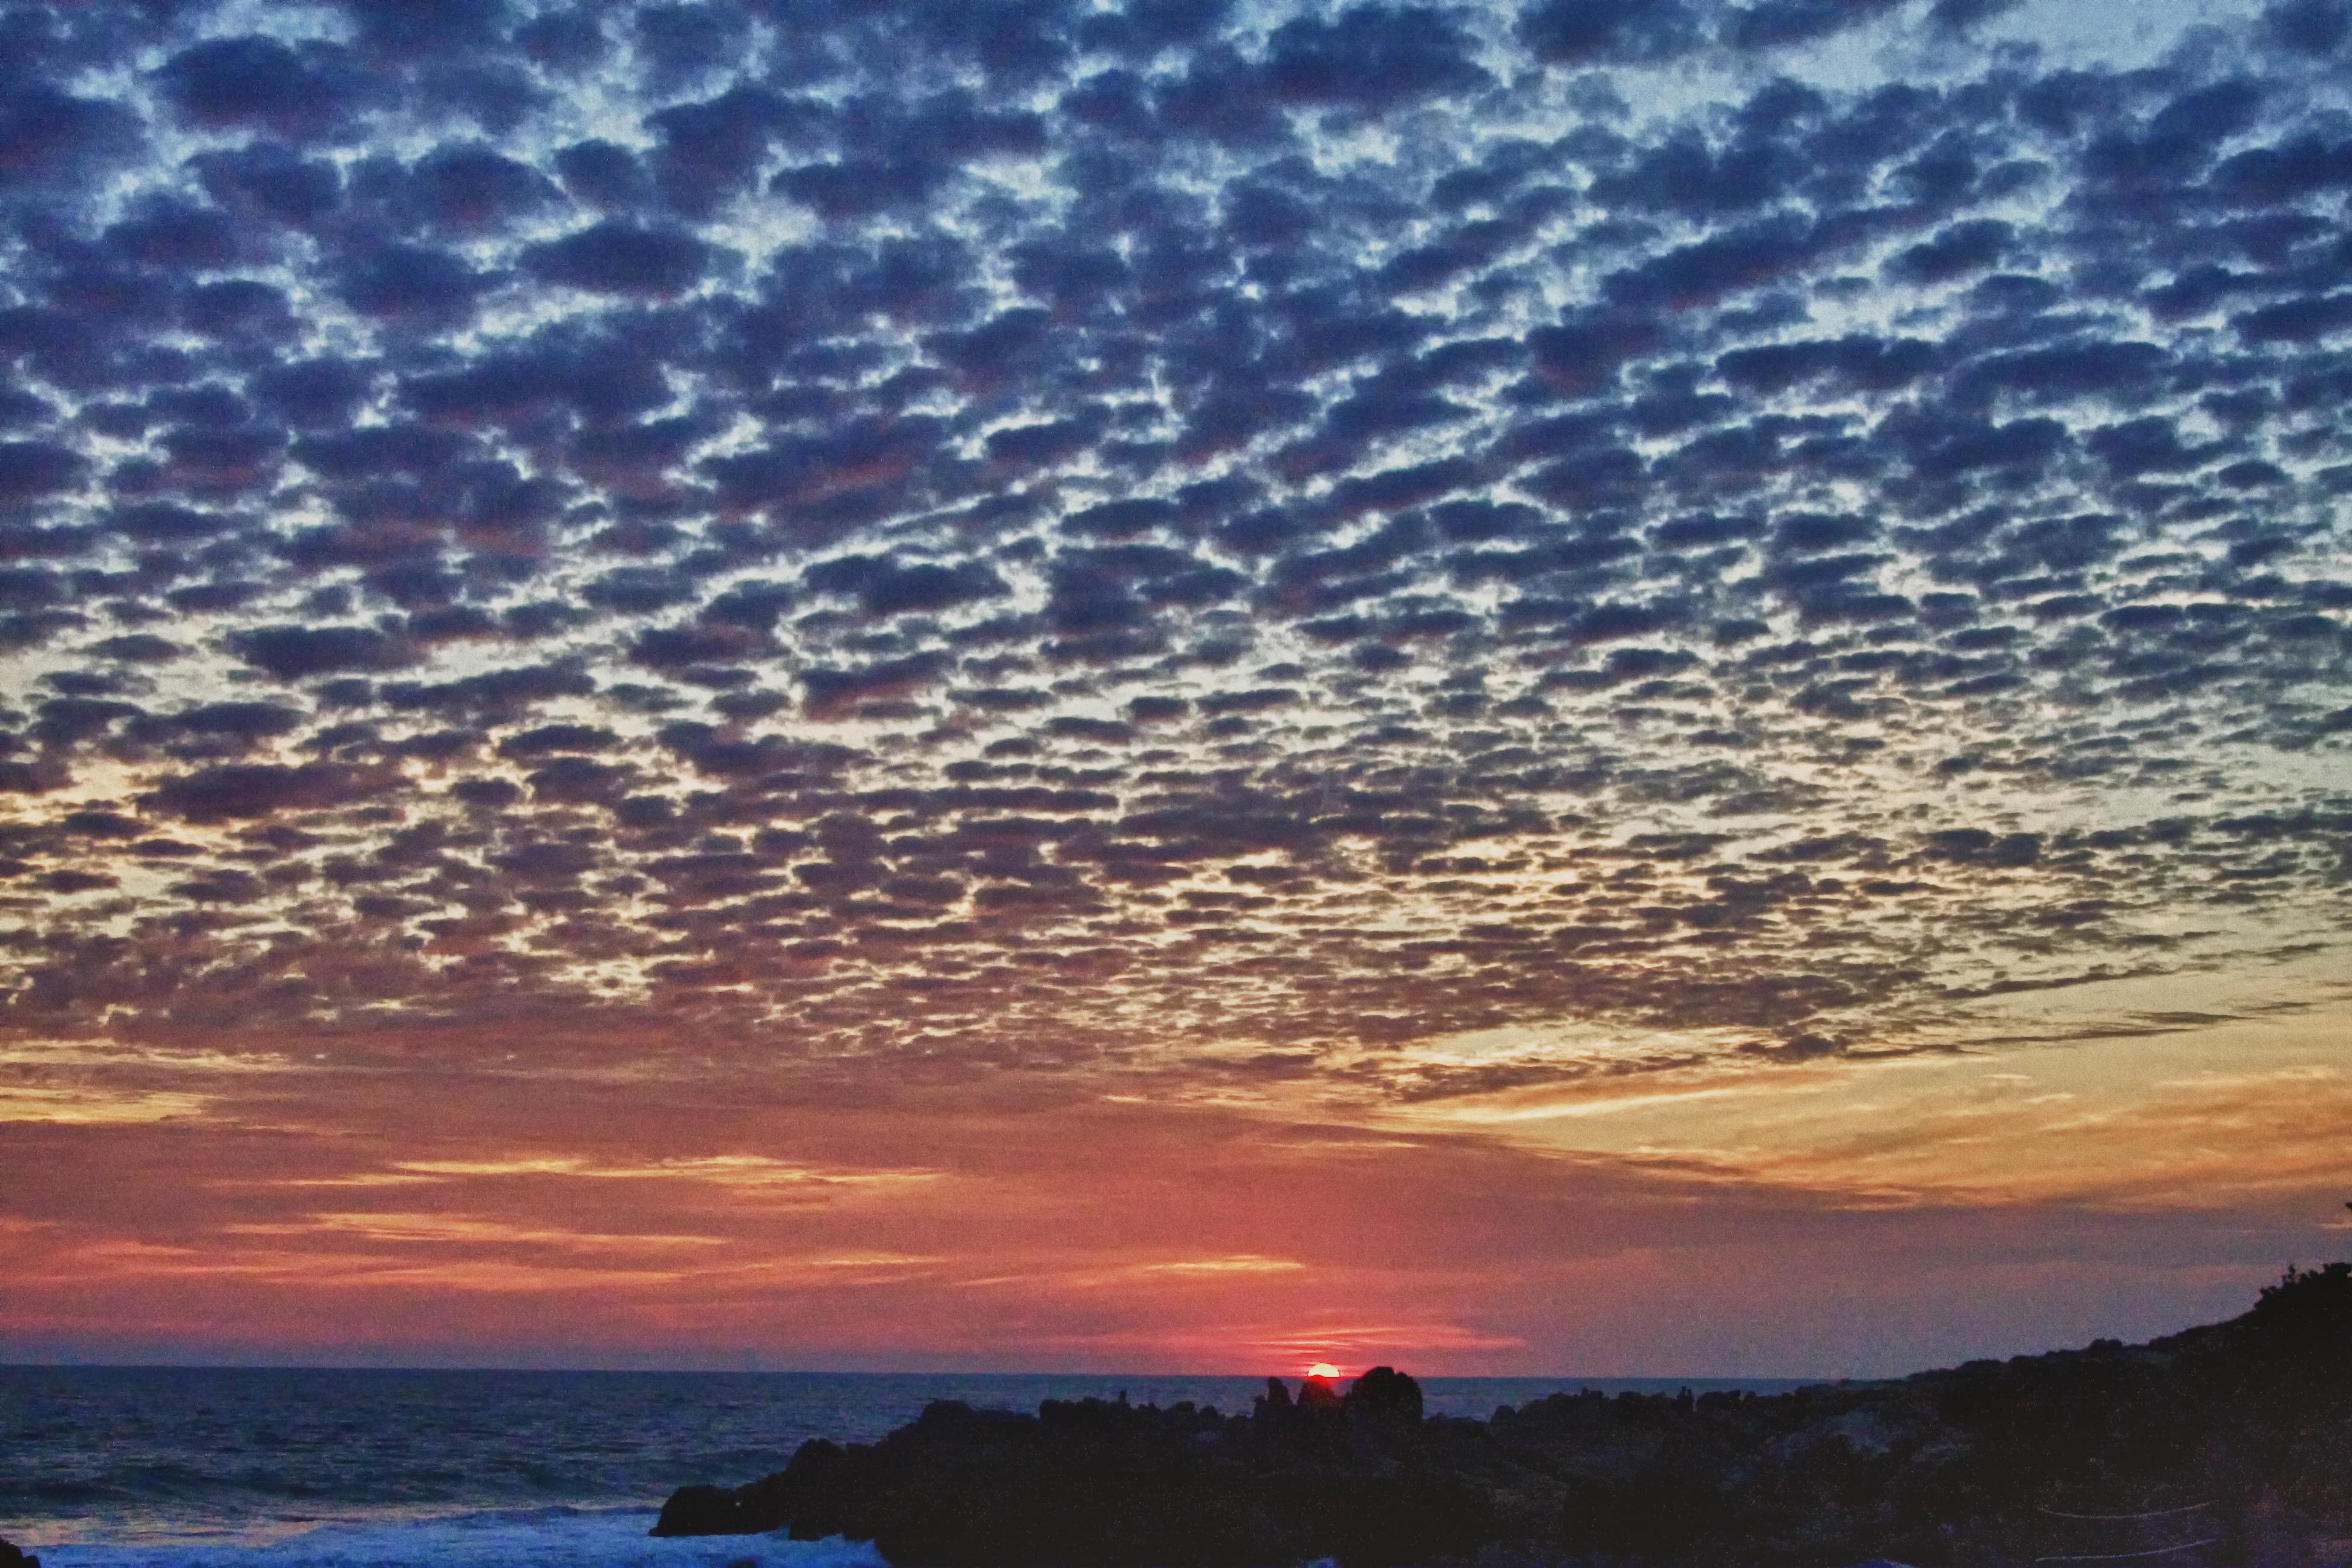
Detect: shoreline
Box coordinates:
(652, 1266, 2352, 1568)
(0, 1370, 1806, 1549)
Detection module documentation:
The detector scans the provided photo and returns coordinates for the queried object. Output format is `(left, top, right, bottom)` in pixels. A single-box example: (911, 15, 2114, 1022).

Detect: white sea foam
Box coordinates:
(32, 1507, 889, 1568)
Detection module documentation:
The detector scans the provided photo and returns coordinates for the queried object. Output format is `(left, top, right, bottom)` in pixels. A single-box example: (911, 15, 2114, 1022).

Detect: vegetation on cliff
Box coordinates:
(655, 1264, 2352, 1567)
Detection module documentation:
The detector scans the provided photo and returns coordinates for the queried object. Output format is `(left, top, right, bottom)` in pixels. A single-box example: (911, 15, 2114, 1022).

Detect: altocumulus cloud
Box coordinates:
(0, 0, 2345, 1097)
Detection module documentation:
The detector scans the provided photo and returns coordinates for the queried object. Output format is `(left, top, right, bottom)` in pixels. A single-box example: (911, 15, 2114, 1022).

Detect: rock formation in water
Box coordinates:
(1, 1538, 41, 1568)
(653, 1263, 2352, 1567)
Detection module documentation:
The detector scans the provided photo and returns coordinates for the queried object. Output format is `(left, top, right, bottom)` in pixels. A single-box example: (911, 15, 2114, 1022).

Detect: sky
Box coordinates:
(0, 0, 2348, 1377)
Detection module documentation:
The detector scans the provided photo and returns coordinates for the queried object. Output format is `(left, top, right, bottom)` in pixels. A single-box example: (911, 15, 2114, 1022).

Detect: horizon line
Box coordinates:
(0, 1358, 1824, 1383)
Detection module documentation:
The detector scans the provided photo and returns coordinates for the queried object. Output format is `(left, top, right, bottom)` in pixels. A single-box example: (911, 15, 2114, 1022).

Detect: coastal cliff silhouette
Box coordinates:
(651, 1263, 2352, 1568)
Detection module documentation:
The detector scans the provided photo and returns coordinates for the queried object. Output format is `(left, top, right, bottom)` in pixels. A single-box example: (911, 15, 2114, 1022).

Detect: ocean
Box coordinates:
(1, 1366, 1810, 1567)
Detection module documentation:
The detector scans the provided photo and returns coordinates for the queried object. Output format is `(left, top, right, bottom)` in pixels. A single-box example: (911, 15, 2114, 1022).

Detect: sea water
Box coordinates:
(1, 1366, 1807, 1567)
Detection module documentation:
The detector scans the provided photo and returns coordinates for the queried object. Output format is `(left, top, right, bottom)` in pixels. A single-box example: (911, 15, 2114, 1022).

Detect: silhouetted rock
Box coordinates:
(1, 1539, 41, 1568)
(653, 1265, 2352, 1568)
(652, 1483, 756, 1537)
(1344, 1365, 1424, 1424)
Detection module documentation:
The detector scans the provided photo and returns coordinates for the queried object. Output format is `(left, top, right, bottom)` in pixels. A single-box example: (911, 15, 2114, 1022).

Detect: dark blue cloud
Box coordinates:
(143, 759, 393, 822)
(645, 85, 819, 214)
(802, 554, 1008, 617)
(0, 442, 87, 503)
(2262, 0, 2351, 52)
(523, 221, 720, 295)
(0, 0, 2344, 1077)
(1885, 218, 2014, 284)
(333, 243, 494, 324)
(396, 143, 561, 232)
(554, 140, 652, 209)
(157, 36, 361, 139)
(1518, 0, 1708, 64)
(0, 85, 144, 196)
(1720, 0, 1905, 50)
(1261, 5, 1489, 108)
(227, 625, 415, 682)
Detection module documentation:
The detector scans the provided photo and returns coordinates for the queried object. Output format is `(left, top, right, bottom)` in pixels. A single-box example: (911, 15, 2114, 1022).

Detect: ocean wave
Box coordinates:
(32, 1507, 889, 1568)
(3, 1367, 1805, 1551)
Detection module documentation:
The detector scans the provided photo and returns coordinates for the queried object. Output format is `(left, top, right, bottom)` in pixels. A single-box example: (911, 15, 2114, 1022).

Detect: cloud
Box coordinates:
(0, 0, 2340, 1183)
(1518, 0, 1708, 65)
(227, 626, 416, 681)
(523, 221, 722, 295)
(155, 36, 359, 139)
(143, 760, 396, 823)
(1259, 6, 1491, 108)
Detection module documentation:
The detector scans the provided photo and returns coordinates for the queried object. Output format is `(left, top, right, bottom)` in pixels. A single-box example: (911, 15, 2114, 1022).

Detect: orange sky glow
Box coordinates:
(5, 965, 2347, 1374)
(1, 0, 2350, 1380)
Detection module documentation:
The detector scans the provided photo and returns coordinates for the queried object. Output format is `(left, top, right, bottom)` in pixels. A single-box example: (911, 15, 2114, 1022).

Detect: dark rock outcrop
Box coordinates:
(654, 1267, 2352, 1568)
(2, 1538, 42, 1568)
(1344, 1364, 1424, 1425)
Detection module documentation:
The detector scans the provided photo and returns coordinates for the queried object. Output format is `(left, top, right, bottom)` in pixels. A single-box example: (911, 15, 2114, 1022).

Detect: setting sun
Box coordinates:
(1304, 1362, 1344, 1379)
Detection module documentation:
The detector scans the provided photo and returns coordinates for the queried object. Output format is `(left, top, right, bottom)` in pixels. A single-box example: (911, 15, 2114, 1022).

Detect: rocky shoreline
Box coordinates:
(653, 1263, 2352, 1568)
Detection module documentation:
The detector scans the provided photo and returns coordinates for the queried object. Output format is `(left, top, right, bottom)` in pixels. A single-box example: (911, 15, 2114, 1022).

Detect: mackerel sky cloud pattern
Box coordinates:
(0, 0, 2348, 1121)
